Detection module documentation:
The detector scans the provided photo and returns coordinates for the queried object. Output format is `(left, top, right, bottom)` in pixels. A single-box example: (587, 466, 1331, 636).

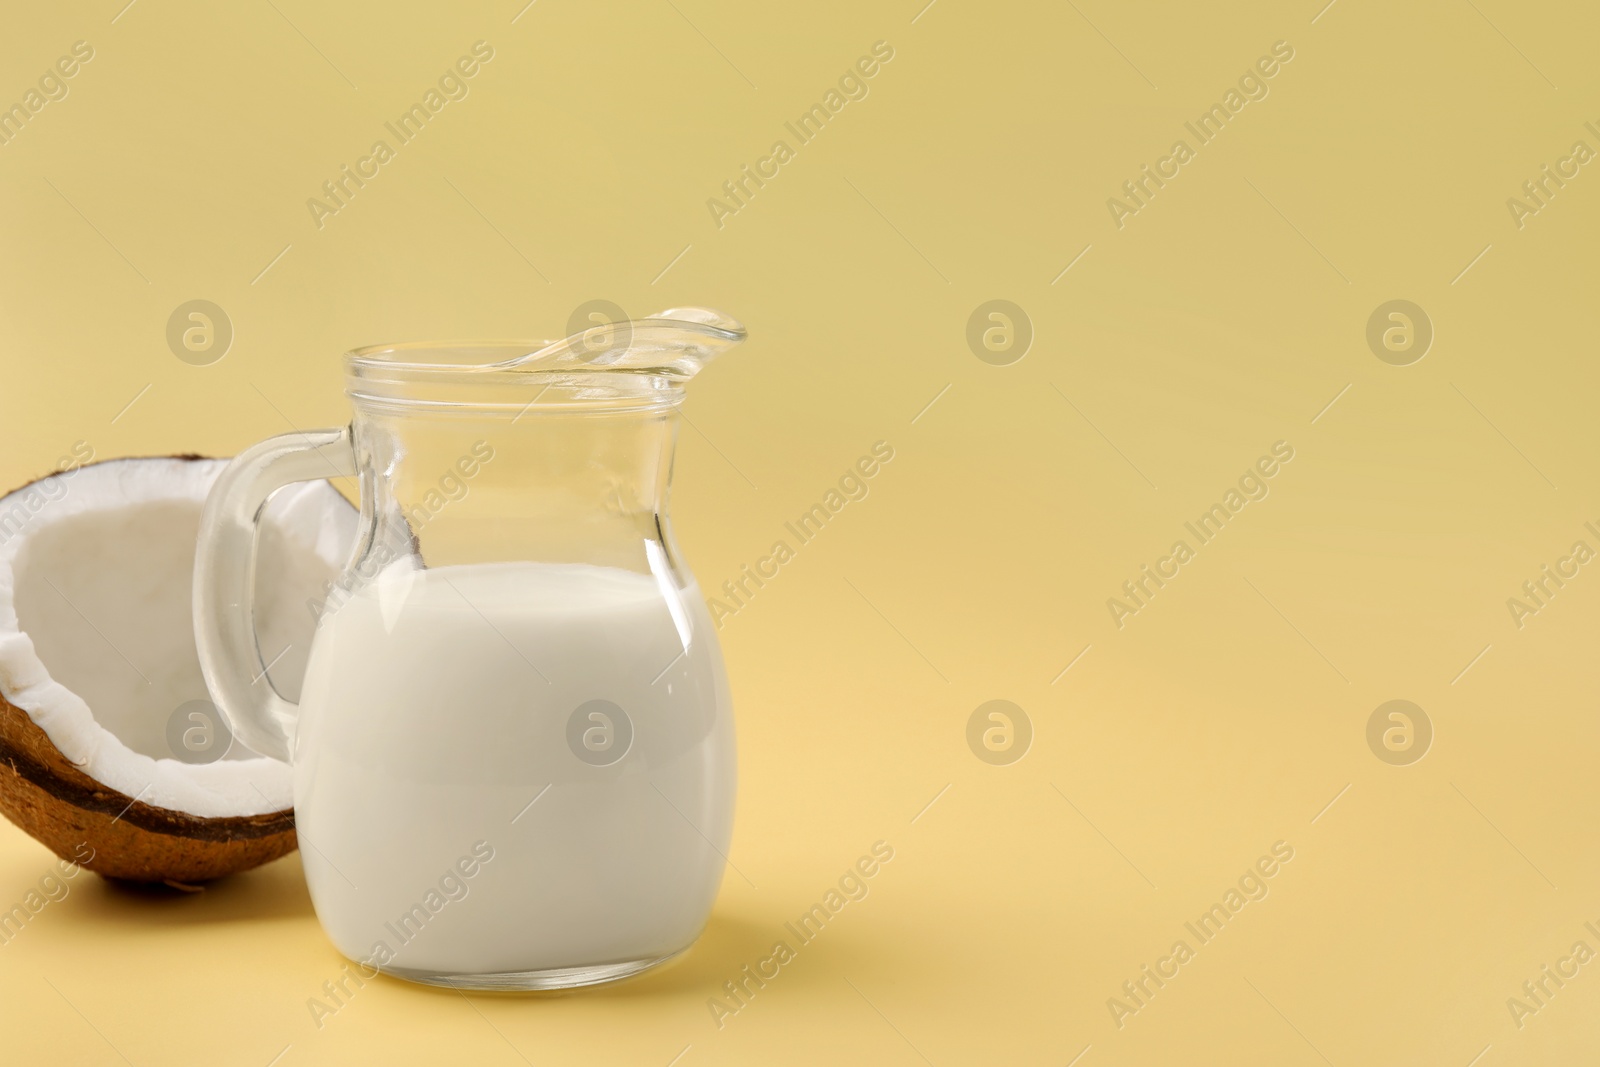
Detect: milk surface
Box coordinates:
(293, 560, 734, 976)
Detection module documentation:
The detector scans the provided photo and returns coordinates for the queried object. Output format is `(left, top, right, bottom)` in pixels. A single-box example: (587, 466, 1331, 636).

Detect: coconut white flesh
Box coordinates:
(0, 457, 355, 819)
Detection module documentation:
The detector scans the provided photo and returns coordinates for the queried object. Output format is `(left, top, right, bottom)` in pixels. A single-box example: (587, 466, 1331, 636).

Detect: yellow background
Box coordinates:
(2, 0, 1598, 1063)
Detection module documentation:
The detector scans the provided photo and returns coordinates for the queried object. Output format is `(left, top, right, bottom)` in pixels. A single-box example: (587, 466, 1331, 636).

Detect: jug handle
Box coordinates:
(193, 427, 356, 763)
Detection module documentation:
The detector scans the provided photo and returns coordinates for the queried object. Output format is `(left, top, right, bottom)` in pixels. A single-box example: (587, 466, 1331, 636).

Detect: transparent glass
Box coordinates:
(194, 308, 744, 989)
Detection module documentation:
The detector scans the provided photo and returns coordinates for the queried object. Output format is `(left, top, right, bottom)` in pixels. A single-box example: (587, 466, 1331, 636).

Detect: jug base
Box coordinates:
(376, 948, 686, 991)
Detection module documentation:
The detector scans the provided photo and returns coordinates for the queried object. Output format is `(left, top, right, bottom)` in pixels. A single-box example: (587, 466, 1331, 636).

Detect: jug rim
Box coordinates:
(342, 308, 745, 416)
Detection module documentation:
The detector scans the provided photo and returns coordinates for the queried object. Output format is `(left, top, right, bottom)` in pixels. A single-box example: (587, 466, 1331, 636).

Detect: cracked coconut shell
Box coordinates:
(0, 455, 354, 883)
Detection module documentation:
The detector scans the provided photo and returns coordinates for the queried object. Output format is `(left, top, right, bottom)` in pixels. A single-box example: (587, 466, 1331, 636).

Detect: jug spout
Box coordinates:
(494, 306, 746, 378)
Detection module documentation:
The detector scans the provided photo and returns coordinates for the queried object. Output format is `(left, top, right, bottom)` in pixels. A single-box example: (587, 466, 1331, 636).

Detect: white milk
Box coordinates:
(292, 560, 734, 980)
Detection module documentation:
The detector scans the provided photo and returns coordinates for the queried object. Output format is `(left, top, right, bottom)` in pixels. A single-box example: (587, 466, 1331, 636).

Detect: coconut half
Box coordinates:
(0, 456, 355, 884)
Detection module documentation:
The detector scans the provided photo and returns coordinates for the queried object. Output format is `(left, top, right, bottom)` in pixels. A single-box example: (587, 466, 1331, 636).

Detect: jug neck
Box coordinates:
(330, 308, 743, 581)
(348, 404, 684, 578)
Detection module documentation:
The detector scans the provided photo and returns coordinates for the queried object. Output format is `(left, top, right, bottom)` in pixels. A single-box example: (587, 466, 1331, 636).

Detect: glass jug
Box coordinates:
(194, 308, 744, 990)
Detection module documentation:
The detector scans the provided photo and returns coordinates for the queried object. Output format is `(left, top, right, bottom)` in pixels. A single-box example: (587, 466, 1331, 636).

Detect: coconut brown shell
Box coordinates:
(0, 689, 296, 884)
